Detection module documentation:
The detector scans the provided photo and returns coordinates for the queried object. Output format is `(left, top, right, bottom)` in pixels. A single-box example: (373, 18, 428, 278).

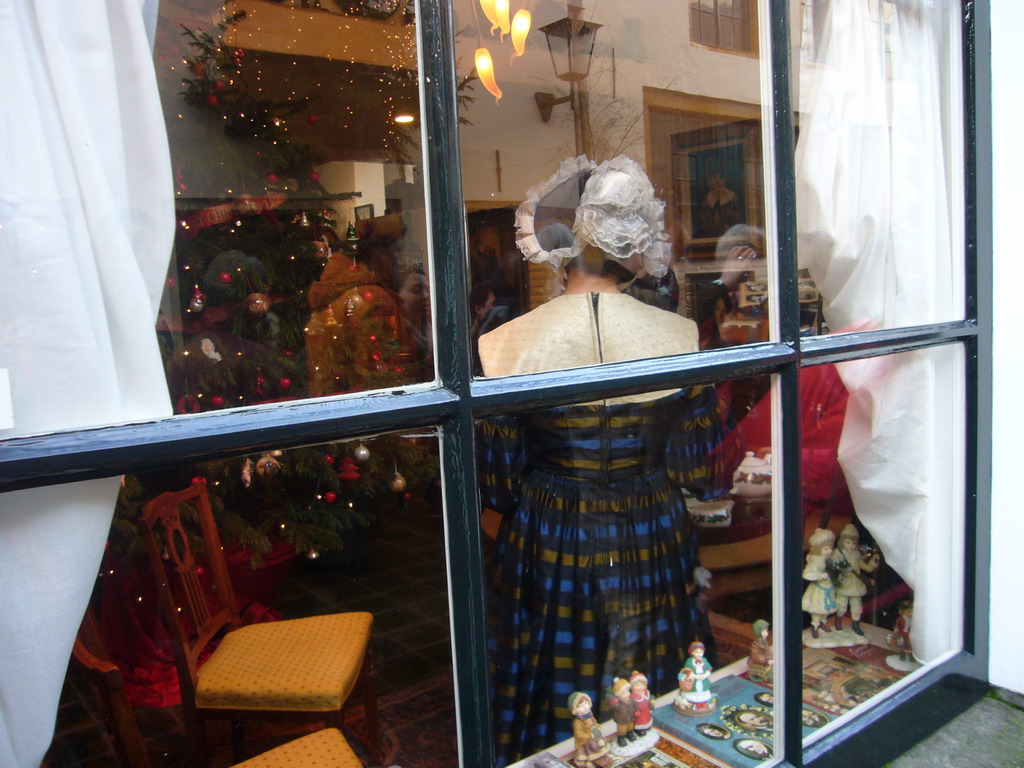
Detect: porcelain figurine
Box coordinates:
(629, 671, 653, 736)
(606, 677, 637, 748)
(674, 641, 717, 716)
(568, 692, 614, 768)
(801, 528, 837, 639)
(829, 524, 881, 635)
(731, 451, 772, 499)
(886, 600, 919, 671)
(747, 619, 774, 684)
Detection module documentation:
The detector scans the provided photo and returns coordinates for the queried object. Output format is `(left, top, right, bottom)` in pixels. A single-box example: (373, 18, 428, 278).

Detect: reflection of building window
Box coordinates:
(690, 0, 757, 54)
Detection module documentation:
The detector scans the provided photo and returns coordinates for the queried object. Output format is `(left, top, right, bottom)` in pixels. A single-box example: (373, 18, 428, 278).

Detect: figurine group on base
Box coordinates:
(603, 671, 659, 757)
(801, 526, 880, 648)
(673, 641, 718, 716)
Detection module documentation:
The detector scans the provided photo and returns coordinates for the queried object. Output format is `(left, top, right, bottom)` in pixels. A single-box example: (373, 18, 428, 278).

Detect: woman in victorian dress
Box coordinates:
(478, 156, 727, 765)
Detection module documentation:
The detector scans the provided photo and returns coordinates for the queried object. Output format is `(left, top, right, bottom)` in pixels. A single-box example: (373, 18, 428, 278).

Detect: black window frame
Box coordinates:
(0, 1, 991, 766)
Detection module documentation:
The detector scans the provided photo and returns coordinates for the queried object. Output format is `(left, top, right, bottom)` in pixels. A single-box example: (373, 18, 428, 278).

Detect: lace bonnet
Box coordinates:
(514, 155, 672, 278)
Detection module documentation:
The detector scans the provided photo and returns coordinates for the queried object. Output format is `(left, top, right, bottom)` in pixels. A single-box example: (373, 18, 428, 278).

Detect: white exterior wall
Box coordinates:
(988, 0, 1024, 696)
(453, 0, 780, 204)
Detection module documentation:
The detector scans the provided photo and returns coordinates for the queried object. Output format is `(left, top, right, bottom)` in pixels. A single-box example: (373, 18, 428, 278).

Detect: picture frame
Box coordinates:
(354, 203, 375, 221)
(672, 120, 762, 257)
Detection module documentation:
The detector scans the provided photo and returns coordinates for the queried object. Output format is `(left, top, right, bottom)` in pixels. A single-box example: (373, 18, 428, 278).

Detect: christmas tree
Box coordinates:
(118, 11, 438, 564)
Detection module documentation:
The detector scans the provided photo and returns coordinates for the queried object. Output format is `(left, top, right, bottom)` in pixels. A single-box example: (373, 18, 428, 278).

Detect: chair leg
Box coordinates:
(183, 707, 207, 768)
(360, 647, 384, 766)
(231, 720, 247, 764)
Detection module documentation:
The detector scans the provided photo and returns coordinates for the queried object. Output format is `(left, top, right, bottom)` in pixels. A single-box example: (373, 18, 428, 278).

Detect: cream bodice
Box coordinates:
(478, 292, 699, 404)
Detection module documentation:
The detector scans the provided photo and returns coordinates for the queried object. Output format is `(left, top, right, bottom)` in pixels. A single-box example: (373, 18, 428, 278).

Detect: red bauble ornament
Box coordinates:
(219, 271, 233, 284)
(307, 114, 318, 125)
(361, 289, 375, 302)
(282, 349, 296, 357)
(176, 395, 201, 414)
(323, 492, 337, 504)
(309, 171, 320, 183)
(213, 79, 226, 92)
(211, 395, 226, 408)
(266, 173, 279, 185)
(403, 492, 412, 501)
(205, 94, 219, 107)
(369, 334, 378, 342)
(324, 454, 335, 465)
(278, 377, 292, 390)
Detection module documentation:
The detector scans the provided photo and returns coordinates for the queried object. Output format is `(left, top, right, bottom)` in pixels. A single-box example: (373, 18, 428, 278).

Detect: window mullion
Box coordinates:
(418, 1, 494, 766)
(765, 0, 804, 763)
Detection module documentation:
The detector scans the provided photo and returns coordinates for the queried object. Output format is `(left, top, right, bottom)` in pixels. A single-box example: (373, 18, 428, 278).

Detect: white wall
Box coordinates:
(989, 0, 1024, 695)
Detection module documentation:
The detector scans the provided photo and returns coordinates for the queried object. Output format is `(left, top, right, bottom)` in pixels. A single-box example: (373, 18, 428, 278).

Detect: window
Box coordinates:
(691, 0, 758, 54)
(0, 2, 987, 768)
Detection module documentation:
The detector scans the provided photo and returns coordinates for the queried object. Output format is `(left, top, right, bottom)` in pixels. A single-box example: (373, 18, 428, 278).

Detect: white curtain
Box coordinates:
(0, 1, 171, 765)
(796, 0, 964, 662)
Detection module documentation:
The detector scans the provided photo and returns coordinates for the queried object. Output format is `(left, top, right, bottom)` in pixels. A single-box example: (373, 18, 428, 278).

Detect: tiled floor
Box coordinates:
(44, 499, 452, 767)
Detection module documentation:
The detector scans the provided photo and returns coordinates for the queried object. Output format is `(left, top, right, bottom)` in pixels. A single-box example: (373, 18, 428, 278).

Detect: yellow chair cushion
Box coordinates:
(196, 612, 372, 711)
(231, 728, 364, 768)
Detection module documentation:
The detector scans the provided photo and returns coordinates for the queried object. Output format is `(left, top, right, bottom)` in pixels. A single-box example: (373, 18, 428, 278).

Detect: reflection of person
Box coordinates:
(695, 164, 743, 239)
(747, 619, 774, 683)
(802, 528, 838, 638)
(397, 268, 432, 378)
(479, 156, 727, 766)
(569, 692, 614, 768)
(694, 224, 764, 349)
(829, 524, 880, 635)
(470, 280, 511, 376)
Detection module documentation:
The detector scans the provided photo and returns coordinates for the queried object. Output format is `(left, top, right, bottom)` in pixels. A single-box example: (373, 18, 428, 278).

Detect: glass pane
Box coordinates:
(793, 0, 964, 335)
(479, 375, 780, 767)
(157, 2, 433, 414)
(798, 345, 964, 742)
(48, 430, 454, 766)
(458, 0, 771, 379)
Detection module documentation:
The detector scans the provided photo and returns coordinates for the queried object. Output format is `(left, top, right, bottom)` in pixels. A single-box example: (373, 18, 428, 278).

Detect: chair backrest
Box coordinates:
(140, 480, 240, 702)
(71, 608, 153, 768)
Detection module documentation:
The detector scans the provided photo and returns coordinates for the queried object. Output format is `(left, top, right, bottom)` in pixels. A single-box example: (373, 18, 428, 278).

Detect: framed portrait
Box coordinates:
(672, 120, 762, 257)
(354, 203, 375, 221)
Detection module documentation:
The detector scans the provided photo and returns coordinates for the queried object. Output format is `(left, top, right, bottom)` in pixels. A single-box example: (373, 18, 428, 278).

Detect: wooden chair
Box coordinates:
(70, 609, 366, 767)
(140, 480, 382, 767)
(71, 608, 153, 768)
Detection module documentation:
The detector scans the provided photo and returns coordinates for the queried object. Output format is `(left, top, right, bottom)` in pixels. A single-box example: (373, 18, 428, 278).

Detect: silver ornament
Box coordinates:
(388, 472, 407, 493)
(353, 444, 370, 462)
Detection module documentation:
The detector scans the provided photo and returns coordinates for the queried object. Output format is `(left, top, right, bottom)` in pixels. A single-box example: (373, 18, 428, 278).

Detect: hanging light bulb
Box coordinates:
(479, 0, 499, 34)
(475, 47, 502, 103)
(510, 9, 531, 63)
(495, 0, 511, 39)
